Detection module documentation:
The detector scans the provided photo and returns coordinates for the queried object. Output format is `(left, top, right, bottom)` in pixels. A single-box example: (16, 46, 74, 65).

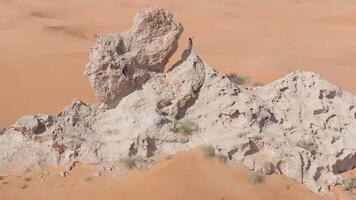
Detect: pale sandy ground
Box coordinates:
(2, 0, 356, 127)
(2, 150, 354, 200)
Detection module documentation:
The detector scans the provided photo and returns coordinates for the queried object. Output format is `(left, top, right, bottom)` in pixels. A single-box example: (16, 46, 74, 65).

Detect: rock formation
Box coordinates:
(0, 7, 355, 194)
(84, 7, 183, 107)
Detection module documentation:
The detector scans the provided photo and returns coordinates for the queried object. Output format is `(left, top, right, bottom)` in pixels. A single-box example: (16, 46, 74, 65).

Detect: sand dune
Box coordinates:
(0, 150, 341, 200)
(2, 0, 356, 128)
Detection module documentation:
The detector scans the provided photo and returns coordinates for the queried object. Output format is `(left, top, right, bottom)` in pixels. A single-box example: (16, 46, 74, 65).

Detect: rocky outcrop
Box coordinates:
(84, 7, 183, 107)
(0, 7, 355, 194)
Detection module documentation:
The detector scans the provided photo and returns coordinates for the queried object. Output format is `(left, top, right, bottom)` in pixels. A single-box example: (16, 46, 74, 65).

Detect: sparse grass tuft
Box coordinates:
(201, 145, 216, 158)
(217, 154, 228, 163)
(296, 139, 317, 152)
(165, 155, 173, 160)
(120, 156, 157, 169)
(253, 82, 264, 87)
(248, 171, 263, 184)
(84, 176, 93, 182)
(120, 157, 137, 169)
(173, 119, 199, 136)
(226, 73, 249, 85)
(341, 176, 356, 191)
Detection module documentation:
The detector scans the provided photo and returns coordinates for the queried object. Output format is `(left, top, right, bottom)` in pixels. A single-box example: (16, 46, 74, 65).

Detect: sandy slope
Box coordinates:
(2, 0, 356, 127)
(1, 150, 343, 200)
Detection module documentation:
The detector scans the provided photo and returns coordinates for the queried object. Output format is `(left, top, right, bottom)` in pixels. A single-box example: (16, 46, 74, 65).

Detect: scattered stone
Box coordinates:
(59, 171, 67, 177)
(93, 171, 101, 177)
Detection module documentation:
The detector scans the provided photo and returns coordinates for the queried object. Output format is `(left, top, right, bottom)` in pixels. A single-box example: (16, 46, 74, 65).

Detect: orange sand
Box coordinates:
(1, 0, 356, 127)
(0, 150, 344, 200)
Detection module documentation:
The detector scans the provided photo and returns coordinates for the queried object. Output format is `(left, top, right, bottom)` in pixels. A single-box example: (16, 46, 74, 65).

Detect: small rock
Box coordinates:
(59, 171, 67, 177)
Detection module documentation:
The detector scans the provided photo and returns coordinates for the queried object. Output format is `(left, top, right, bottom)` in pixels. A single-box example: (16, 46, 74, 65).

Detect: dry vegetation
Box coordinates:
(201, 145, 216, 158)
(216, 154, 228, 163)
(341, 176, 356, 191)
(173, 119, 199, 136)
(249, 171, 264, 184)
(120, 157, 137, 169)
(84, 176, 93, 182)
(226, 73, 249, 85)
(165, 155, 173, 160)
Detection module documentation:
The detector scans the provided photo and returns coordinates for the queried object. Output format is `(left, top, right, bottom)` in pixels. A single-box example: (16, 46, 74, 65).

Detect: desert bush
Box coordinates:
(253, 82, 264, 87)
(248, 171, 263, 184)
(173, 119, 199, 136)
(341, 176, 356, 191)
(216, 154, 228, 163)
(202, 145, 216, 158)
(296, 139, 317, 152)
(226, 73, 249, 85)
(141, 157, 156, 165)
(120, 157, 137, 169)
(121, 156, 156, 169)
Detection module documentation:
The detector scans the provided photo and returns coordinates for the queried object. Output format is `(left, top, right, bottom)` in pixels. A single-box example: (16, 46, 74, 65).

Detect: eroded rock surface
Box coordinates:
(0, 7, 355, 194)
(84, 7, 183, 107)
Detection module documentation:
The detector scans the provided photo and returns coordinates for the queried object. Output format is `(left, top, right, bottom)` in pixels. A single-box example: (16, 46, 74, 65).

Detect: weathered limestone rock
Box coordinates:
(0, 8, 355, 194)
(11, 115, 53, 136)
(84, 7, 183, 107)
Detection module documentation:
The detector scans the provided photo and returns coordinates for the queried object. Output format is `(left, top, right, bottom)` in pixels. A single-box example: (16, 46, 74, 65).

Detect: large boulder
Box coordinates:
(84, 7, 183, 107)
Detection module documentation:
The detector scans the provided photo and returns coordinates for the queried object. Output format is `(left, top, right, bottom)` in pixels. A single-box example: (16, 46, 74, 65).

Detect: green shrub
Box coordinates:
(217, 154, 228, 163)
(341, 177, 356, 191)
(202, 145, 216, 158)
(226, 73, 249, 85)
(249, 171, 263, 184)
(174, 119, 199, 136)
(120, 157, 137, 169)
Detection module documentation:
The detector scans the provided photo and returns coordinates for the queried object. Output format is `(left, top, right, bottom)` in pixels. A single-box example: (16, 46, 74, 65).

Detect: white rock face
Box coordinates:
(84, 7, 183, 107)
(0, 8, 355, 194)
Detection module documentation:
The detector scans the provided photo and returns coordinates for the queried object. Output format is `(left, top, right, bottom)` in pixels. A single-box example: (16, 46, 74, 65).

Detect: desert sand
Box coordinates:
(2, 0, 356, 127)
(1, 150, 344, 200)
